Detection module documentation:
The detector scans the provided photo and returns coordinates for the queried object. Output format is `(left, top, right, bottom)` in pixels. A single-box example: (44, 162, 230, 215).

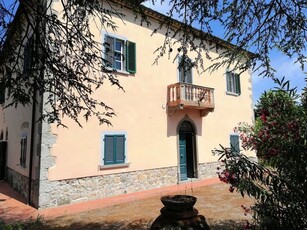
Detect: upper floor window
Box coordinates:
(178, 55, 193, 84)
(24, 36, 35, 76)
(0, 71, 11, 104)
(104, 35, 136, 74)
(0, 83, 4, 104)
(226, 71, 241, 95)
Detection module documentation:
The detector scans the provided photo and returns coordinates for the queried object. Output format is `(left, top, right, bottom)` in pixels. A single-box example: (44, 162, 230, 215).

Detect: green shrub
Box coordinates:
(213, 78, 307, 229)
(0, 215, 44, 230)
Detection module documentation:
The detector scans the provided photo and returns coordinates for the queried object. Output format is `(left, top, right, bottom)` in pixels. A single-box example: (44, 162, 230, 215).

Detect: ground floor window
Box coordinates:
(20, 136, 27, 167)
(102, 134, 126, 165)
(230, 134, 240, 154)
(20, 122, 29, 168)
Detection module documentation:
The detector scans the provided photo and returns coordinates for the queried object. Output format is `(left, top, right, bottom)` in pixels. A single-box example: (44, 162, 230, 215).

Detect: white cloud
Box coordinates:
(271, 55, 304, 80)
(252, 54, 306, 105)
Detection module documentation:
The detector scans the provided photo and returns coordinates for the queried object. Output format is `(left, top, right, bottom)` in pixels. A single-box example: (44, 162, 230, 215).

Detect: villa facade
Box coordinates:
(0, 0, 254, 209)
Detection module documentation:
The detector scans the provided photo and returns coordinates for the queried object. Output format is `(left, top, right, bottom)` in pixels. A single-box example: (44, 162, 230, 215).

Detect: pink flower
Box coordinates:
(260, 113, 267, 122)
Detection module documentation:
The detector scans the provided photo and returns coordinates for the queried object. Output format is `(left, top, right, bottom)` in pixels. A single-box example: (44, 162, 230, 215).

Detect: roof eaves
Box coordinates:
(112, 0, 256, 58)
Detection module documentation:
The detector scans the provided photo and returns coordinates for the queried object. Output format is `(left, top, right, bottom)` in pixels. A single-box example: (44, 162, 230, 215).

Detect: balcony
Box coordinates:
(167, 82, 215, 117)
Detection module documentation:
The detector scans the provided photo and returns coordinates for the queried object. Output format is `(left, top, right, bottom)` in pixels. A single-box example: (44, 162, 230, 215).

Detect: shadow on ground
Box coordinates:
(2, 219, 248, 230)
(1, 183, 253, 229)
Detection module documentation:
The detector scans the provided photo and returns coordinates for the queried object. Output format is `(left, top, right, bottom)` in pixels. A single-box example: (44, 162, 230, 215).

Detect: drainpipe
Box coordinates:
(28, 78, 37, 205)
(28, 3, 40, 206)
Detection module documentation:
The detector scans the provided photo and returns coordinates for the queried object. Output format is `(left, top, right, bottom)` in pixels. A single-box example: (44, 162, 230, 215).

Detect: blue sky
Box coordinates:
(143, 1, 306, 105)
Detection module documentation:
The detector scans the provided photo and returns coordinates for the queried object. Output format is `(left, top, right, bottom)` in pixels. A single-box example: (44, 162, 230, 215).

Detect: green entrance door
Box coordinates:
(178, 120, 196, 181)
(179, 133, 187, 181)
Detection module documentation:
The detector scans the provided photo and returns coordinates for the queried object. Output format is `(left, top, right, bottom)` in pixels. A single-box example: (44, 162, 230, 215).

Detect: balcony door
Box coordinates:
(178, 120, 197, 181)
(178, 56, 193, 84)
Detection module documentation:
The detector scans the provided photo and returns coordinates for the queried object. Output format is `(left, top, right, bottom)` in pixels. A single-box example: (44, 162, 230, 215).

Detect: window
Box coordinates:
(103, 134, 126, 165)
(0, 82, 4, 104)
(230, 134, 240, 154)
(178, 55, 193, 83)
(20, 136, 27, 167)
(105, 35, 136, 74)
(226, 71, 241, 95)
(20, 122, 29, 168)
(24, 36, 35, 76)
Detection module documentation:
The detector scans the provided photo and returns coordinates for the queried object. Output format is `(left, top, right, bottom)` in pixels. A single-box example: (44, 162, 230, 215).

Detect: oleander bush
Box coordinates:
(213, 78, 307, 229)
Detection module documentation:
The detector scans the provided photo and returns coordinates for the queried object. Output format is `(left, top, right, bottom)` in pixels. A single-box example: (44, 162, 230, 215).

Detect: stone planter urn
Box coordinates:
(150, 195, 210, 230)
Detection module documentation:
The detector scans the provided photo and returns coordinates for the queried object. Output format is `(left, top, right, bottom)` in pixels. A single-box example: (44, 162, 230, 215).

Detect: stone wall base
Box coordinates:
(6, 163, 220, 209)
(39, 162, 220, 209)
(39, 166, 178, 209)
(7, 167, 29, 200)
(198, 162, 221, 179)
(6, 167, 39, 207)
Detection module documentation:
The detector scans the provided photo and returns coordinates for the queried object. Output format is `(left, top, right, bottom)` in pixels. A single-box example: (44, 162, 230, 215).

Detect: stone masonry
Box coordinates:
(39, 166, 178, 209)
(7, 159, 220, 210)
(198, 162, 221, 179)
(6, 167, 29, 199)
(37, 162, 220, 209)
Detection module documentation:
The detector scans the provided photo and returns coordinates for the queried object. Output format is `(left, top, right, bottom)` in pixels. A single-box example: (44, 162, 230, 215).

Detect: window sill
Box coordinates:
(17, 164, 27, 168)
(105, 67, 134, 76)
(98, 162, 130, 170)
(116, 70, 132, 75)
(226, 91, 240, 96)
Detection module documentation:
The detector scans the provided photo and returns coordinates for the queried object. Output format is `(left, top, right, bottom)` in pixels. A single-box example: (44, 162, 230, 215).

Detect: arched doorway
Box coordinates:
(178, 120, 197, 181)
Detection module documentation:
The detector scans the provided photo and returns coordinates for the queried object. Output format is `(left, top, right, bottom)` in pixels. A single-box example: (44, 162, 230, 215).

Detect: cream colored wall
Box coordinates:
(0, 97, 34, 177)
(47, 4, 254, 180)
(0, 11, 42, 179)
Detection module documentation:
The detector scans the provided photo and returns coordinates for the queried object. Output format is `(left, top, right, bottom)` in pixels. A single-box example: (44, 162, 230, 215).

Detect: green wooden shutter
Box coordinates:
(20, 137, 27, 166)
(235, 74, 241, 95)
(104, 135, 114, 164)
(230, 135, 240, 154)
(186, 67, 192, 84)
(115, 135, 125, 163)
(226, 72, 231, 92)
(186, 58, 193, 84)
(23, 137, 27, 166)
(126, 41, 136, 73)
(24, 40, 32, 74)
(178, 56, 184, 82)
(104, 135, 126, 165)
(20, 138, 23, 165)
(105, 36, 114, 68)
